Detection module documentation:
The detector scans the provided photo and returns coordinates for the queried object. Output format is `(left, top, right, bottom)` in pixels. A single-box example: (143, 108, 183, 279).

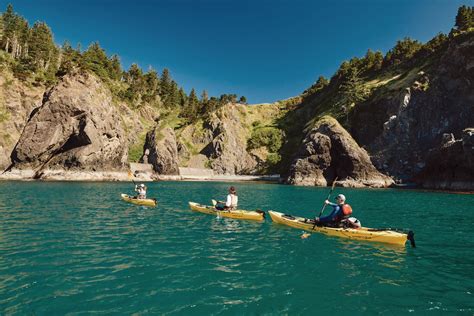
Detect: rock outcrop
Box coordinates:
(287, 116, 393, 188)
(200, 104, 258, 174)
(9, 71, 128, 176)
(350, 33, 474, 186)
(0, 72, 45, 170)
(142, 125, 179, 175)
(415, 128, 474, 190)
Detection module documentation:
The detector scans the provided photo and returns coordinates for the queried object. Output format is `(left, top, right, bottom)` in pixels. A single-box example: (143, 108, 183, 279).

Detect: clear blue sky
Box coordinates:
(6, 0, 471, 103)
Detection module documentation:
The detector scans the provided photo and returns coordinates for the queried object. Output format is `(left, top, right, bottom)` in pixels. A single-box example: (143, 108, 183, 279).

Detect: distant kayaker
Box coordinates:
(135, 183, 147, 199)
(314, 194, 352, 226)
(215, 186, 238, 210)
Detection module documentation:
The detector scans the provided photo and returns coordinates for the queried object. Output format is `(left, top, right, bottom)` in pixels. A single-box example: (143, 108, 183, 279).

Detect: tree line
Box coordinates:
(0, 4, 247, 122)
(302, 5, 473, 108)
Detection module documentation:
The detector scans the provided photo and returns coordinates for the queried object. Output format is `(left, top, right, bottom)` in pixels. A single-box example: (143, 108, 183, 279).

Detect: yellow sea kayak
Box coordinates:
(268, 211, 414, 246)
(121, 194, 157, 207)
(188, 202, 265, 221)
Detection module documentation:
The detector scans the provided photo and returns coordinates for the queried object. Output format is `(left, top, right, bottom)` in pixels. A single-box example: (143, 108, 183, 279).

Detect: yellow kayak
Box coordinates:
(121, 194, 157, 207)
(188, 202, 265, 221)
(268, 211, 414, 246)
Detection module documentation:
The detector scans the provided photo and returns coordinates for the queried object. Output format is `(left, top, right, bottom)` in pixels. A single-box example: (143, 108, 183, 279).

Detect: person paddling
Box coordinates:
(314, 194, 352, 227)
(215, 186, 238, 210)
(135, 183, 147, 199)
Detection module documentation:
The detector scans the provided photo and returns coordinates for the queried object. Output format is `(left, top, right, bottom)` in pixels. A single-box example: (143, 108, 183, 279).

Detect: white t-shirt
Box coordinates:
(226, 194, 238, 208)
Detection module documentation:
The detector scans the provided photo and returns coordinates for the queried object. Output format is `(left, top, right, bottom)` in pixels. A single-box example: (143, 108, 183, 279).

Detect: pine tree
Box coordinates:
(340, 66, 365, 105)
(455, 5, 473, 31)
(82, 42, 110, 80)
(159, 68, 171, 101)
(185, 88, 199, 119)
(201, 90, 209, 104)
(108, 54, 122, 81)
(179, 88, 187, 107)
(238, 96, 247, 104)
(28, 21, 57, 72)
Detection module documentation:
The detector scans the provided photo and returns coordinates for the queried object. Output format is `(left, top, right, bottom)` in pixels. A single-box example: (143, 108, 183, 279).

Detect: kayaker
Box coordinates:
(215, 186, 238, 210)
(135, 183, 147, 199)
(314, 194, 352, 227)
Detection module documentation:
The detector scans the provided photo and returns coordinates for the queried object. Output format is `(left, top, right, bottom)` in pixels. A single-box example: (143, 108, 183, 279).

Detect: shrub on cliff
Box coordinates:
(248, 126, 284, 153)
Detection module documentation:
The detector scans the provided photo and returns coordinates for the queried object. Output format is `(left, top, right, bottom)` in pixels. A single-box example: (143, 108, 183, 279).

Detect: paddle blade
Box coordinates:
(407, 231, 416, 248)
(211, 199, 217, 206)
(301, 232, 311, 239)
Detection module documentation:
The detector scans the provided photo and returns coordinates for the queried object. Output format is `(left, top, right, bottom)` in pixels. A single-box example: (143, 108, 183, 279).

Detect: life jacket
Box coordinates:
(340, 204, 352, 218)
(228, 194, 238, 208)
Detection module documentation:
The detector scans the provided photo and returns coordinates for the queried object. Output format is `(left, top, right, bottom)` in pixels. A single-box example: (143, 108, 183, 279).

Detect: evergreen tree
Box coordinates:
(166, 80, 180, 108)
(239, 96, 247, 104)
(58, 40, 82, 75)
(27, 21, 57, 72)
(108, 54, 122, 81)
(159, 68, 171, 100)
(455, 5, 473, 31)
(201, 90, 209, 104)
(2, 4, 29, 59)
(383, 37, 422, 67)
(179, 88, 187, 107)
(82, 42, 110, 80)
(340, 66, 365, 105)
(185, 88, 199, 119)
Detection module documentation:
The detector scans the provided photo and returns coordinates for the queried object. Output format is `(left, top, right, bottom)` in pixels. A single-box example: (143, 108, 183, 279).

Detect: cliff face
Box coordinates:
(286, 116, 393, 188)
(0, 72, 45, 169)
(9, 71, 129, 177)
(142, 125, 180, 175)
(350, 33, 474, 187)
(414, 129, 474, 190)
(0, 31, 472, 190)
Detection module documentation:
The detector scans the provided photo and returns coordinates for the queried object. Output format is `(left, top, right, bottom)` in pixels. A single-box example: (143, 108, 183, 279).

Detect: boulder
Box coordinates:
(142, 126, 179, 175)
(10, 71, 128, 175)
(287, 116, 393, 188)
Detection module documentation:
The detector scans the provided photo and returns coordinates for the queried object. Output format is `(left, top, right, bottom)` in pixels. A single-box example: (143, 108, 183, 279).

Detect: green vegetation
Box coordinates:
(128, 132, 147, 162)
(0, 4, 247, 121)
(455, 5, 474, 32)
(248, 126, 284, 153)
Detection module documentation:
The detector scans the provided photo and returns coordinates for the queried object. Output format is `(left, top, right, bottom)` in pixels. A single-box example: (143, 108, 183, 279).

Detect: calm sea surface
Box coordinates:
(0, 181, 473, 315)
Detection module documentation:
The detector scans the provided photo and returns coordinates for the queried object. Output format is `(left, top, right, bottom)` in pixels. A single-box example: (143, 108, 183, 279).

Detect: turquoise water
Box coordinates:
(0, 181, 473, 315)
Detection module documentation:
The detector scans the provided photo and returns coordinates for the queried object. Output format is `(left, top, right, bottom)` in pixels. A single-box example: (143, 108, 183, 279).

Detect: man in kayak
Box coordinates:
(215, 186, 238, 210)
(314, 194, 352, 227)
(135, 183, 147, 199)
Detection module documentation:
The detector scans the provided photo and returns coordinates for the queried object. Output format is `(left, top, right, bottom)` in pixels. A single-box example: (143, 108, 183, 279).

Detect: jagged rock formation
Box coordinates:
(141, 125, 179, 175)
(351, 33, 474, 187)
(415, 128, 474, 190)
(9, 71, 128, 176)
(200, 104, 258, 174)
(286, 116, 393, 188)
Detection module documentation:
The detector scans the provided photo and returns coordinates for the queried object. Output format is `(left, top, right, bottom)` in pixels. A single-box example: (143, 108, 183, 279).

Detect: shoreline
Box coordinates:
(1, 169, 472, 194)
(0, 169, 281, 183)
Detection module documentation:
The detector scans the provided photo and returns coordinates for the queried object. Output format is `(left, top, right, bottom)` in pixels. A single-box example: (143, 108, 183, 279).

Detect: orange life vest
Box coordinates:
(341, 204, 352, 217)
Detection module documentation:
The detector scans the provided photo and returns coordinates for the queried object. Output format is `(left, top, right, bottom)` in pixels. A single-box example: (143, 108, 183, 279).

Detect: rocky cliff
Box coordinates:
(350, 33, 474, 187)
(286, 116, 393, 188)
(9, 71, 129, 177)
(0, 71, 45, 170)
(141, 125, 179, 175)
(414, 129, 473, 190)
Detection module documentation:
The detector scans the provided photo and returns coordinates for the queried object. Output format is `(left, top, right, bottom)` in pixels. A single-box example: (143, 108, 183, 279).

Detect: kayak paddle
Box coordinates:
(312, 177, 338, 229)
